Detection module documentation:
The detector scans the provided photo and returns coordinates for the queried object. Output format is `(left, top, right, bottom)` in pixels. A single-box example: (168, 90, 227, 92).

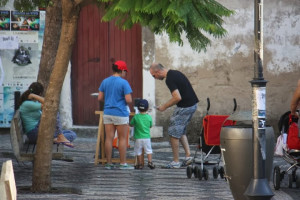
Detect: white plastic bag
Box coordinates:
(274, 135, 284, 156)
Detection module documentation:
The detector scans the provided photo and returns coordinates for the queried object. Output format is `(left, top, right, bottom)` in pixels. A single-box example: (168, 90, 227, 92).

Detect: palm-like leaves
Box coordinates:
(12, 0, 49, 11)
(99, 0, 234, 52)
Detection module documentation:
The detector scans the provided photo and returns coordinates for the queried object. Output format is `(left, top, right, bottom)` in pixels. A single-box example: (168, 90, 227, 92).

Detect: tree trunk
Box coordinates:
(37, 0, 62, 92)
(32, 0, 80, 192)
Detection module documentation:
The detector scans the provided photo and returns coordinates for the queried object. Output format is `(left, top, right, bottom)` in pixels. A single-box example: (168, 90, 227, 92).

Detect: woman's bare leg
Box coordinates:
(104, 124, 116, 164)
(116, 125, 129, 164)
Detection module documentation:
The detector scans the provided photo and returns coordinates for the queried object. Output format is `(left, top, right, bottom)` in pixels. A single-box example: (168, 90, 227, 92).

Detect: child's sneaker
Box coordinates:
(105, 163, 114, 170)
(119, 163, 134, 170)
(148, 162, 155, 169)
(182, 157, 193, 167)
(165, 161, 181, 169)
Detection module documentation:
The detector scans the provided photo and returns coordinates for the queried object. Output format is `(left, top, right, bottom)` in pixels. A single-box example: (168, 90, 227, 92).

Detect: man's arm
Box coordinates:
(290, 80, 300, 116)
(157, 89, 181, 111)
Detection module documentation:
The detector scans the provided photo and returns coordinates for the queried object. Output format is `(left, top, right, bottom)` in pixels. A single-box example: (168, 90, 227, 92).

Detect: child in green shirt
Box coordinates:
(130, 99, 155, 169)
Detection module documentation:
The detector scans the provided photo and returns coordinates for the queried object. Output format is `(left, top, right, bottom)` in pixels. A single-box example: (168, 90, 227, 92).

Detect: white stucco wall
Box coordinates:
(151, 0, 300, 140)
(59, 62, 73, 128)
(154, 0, 299, 73)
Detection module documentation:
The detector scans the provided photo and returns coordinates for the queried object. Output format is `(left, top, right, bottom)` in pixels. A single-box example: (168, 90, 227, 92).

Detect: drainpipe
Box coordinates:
(244, 0, 274, 199)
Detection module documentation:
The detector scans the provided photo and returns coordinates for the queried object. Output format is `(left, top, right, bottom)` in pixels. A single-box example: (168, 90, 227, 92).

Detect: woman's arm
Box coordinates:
(125, 93, 132, 104)
(28, 93, 44, 104)
(98, 91, 104, 102)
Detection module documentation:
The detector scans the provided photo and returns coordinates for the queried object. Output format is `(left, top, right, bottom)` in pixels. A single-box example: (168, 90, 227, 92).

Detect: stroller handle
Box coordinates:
(206, 98, 210, 112)
(233, 98, 237, 113)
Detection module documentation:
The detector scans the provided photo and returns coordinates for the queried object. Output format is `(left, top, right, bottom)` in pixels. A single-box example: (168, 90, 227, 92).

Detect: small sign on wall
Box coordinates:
(0, 35, 18, 49)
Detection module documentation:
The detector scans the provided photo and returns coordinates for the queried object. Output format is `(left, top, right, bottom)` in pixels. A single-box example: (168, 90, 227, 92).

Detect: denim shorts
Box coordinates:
(103, 115, 129, 125)
(168, 104, 197, 139)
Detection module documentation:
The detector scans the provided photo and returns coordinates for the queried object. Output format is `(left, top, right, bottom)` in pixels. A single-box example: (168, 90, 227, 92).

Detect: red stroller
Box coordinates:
(273, 111, 300, 189)
(186, 98, 236, 180)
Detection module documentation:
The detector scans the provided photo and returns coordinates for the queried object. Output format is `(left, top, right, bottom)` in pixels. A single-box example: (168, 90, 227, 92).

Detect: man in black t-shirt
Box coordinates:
(150, 63, 199, 168)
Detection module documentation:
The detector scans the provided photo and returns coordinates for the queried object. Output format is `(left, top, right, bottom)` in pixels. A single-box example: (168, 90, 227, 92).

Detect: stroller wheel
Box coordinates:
(219, 166, 225, 179)
(296, 173, 300, 188)
(213, 167, 218, 179)
(288, 174, 293, 188)
(273, 166, 281, 190)
(198, 168, 203, 181)
(194, 166, 199, 178)
(186, 166, 193, 179)
(203, 167, 209, 181)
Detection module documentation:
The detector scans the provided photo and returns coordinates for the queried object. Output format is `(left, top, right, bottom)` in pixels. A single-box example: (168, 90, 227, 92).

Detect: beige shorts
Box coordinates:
(103, 115, 129, 125)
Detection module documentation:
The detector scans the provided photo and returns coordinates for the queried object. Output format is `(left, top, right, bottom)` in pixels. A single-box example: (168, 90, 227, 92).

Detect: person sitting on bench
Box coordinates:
(19, 82, 76, 148)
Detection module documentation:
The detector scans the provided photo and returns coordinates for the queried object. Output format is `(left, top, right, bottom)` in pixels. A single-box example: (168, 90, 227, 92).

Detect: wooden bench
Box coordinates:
(10, 110, 71, 162)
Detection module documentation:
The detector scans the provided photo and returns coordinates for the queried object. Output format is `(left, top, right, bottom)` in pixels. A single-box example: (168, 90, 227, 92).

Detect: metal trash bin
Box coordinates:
(220, 111, 275, 200)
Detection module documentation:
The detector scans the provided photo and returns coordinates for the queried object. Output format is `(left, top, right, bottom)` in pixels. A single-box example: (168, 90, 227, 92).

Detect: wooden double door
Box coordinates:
(71, 5, 143, 126)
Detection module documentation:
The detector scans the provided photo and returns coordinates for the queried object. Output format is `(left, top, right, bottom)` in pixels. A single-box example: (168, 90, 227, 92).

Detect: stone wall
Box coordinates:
(149, 0, 300, 142)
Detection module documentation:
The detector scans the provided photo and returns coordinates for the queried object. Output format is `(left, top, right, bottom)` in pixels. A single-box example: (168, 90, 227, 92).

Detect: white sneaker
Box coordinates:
(182, 157, 193, 167)
(165, 161, 181, 169)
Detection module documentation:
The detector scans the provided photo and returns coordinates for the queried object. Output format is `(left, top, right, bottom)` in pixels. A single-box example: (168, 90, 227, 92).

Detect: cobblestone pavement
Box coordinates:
(0, 131, 299, 200)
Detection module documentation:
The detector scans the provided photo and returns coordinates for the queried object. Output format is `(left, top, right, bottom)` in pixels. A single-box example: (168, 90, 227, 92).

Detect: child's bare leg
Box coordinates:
(141, 148, 145, 167)
(147, 154, 155, 169)
(137, 155, 142, 165)
(147, 153, 152, 162)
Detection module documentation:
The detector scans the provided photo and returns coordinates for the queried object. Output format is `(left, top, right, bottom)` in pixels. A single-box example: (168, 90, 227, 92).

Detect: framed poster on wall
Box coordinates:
(0, 10, 10, 30)
(0, 10, 45, 127)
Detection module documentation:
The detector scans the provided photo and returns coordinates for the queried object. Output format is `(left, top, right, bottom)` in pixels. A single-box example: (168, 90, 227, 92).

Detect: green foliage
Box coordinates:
(98, 0, 234, 52)
(0, 0, 9, 7)
(0, 0, 50, 11)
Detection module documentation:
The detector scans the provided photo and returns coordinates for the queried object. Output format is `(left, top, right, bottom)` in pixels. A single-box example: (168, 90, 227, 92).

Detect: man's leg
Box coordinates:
(178, 104, 197, 166)
(104, 124, 115, 164)
(170, 136, 180, 163)
(180, 134, 194, 166)
(180, 135, 191, 157)
(116, 124, 128, 164)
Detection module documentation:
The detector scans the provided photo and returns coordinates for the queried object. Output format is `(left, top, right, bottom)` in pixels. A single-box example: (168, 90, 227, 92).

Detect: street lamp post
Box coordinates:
(244, 0, 274, 199)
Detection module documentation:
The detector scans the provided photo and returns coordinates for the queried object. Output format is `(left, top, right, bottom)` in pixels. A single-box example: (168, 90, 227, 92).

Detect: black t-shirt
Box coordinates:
(166, 70, 199, 107)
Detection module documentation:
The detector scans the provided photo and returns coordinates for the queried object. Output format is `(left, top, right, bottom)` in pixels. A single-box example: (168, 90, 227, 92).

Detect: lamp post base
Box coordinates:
(244, 178, 273, 200)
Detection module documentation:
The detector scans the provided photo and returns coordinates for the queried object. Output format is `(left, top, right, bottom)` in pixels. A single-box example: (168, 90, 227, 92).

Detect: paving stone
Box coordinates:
(0, 133, 299, 199)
